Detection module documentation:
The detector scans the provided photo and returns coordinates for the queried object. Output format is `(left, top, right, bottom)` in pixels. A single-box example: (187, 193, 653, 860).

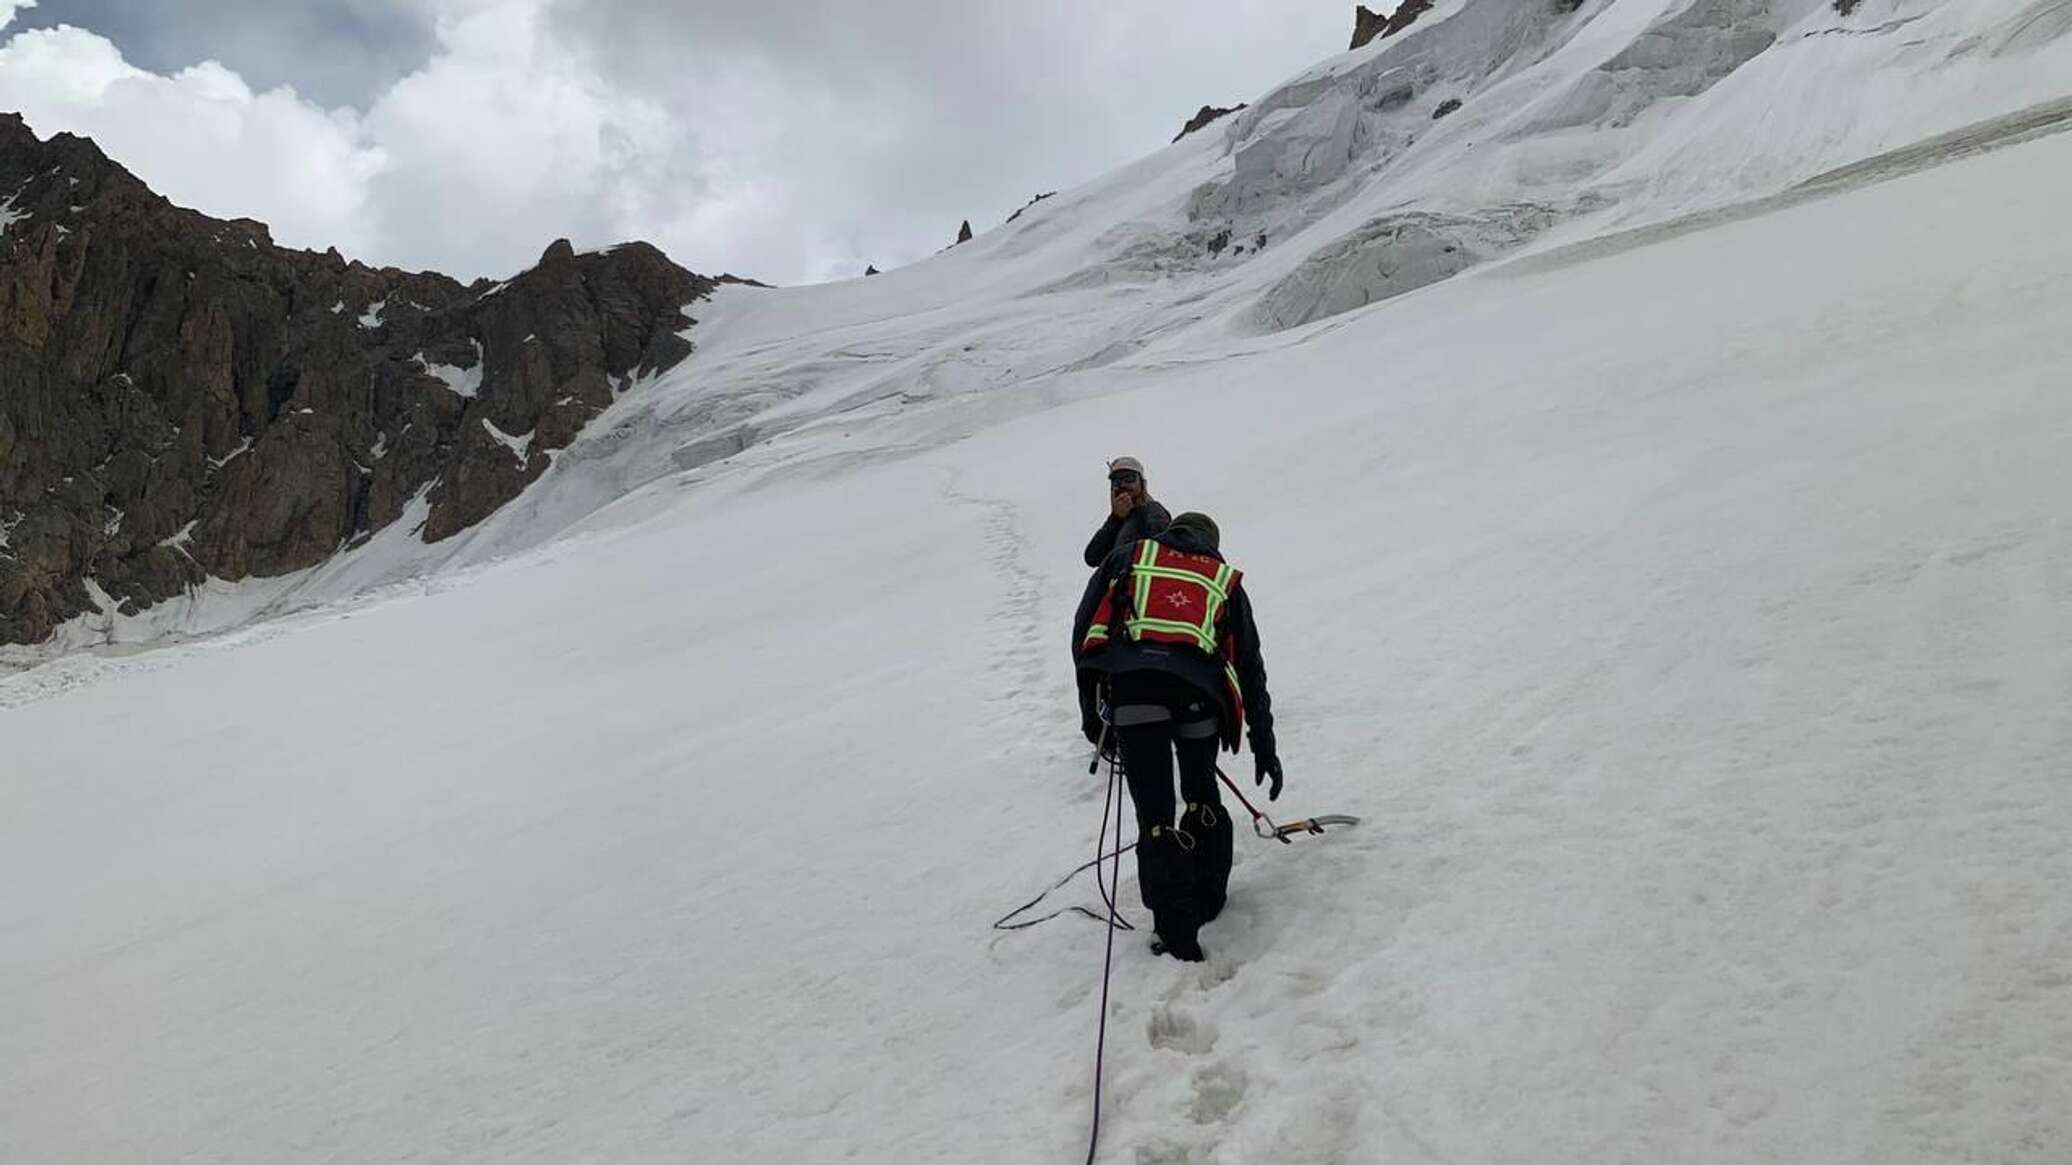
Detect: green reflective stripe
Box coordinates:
(1200, 574, 1232, 632)
(1131, 565, 1231, 601)
(1129, 615, 1210, 636)
(1206, 565, 1237, 647)
(1131, 542, 1159, 621)
(1125, 614, 1217, 653)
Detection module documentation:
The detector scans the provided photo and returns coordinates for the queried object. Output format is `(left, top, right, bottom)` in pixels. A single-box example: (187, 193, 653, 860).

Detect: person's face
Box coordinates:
(1109, 470, 1145, 501)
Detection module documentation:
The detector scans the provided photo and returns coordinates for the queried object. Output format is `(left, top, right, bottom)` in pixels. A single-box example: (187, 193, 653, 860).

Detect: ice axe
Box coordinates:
(1214, 764, 1359, 844)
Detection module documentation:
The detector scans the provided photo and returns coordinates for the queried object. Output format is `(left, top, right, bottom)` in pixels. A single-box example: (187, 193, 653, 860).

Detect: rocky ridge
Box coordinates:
(1350, 0, 1434, 50)
(1173, 103, 1247, 142)
(0, 114, 715, 645)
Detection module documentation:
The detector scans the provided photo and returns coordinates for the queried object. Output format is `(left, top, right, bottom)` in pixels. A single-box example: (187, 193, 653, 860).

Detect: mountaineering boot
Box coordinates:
(1136, 825, 1202, 960)
(1149, 932, 1206, 962)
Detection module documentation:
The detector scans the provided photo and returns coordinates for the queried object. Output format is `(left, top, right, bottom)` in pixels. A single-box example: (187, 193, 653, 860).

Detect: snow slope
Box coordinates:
(7, 3, 2072, 1162)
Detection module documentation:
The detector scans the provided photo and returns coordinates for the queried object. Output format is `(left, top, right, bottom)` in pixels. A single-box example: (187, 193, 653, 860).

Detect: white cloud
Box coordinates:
(0, 9, 385, 258)
(0, 0, 691, 280)
(358, 0, 702, 279)
(0, 0, 1352, 285)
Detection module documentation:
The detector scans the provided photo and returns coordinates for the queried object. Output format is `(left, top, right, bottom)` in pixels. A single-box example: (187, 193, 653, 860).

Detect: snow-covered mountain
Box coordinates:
(6, 2, 2072, 1161)
(14, 0, 2068, 660)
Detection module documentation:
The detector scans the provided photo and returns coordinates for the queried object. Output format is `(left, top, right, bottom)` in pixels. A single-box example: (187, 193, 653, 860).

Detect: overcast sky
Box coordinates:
(0, 0, 1351, 285)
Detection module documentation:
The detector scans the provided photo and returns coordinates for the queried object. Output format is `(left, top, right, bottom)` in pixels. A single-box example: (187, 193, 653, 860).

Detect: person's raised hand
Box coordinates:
(1110, 490, 1137, 520)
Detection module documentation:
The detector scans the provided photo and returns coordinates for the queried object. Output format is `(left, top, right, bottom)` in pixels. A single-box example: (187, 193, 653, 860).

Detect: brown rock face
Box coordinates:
(1351, 5, 1389, 48)
(1387, 0, 1436, 38)
(1171, 104, 1248, 143)
(0, 114, 718, 645)
(1351, 0, 1434, 50)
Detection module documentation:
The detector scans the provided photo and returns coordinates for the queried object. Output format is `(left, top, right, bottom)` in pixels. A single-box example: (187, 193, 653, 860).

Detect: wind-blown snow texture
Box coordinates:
(6, 1, 2072, 1161)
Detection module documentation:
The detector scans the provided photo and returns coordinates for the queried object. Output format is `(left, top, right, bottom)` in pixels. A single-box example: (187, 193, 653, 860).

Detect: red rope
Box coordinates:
(1214, 763, 1270, 825)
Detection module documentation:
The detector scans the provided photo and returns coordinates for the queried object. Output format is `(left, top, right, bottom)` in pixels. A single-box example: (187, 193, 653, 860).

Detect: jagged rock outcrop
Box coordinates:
(1352, 5, 1389, 48)
(1005, 192, 1057, 224)
(863, 265, 880, 277)
(1172, 104, 1248, 143)
(1351, 0, 1434, 50)
(955, 220, 974, 245)
(0, 114, 717, 645)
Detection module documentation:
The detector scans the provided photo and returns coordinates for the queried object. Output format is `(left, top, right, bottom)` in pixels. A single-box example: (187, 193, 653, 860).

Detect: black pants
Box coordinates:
(1109, 673, 1235, 941)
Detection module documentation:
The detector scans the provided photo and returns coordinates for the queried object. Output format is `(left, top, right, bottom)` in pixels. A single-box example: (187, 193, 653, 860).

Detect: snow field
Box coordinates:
(6, 115, 2072, 1164)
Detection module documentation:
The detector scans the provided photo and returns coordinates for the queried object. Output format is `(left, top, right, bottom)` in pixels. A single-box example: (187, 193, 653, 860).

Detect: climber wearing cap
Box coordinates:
(1083, 456, 1171, 569)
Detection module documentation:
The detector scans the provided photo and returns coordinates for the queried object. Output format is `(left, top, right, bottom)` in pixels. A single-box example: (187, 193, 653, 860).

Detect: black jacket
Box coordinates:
(1071, 526, 1276, 759)
(1082, 500, 1172, 568)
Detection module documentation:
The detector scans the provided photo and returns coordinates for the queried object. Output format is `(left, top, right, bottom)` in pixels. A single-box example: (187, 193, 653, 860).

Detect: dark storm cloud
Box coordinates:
(14, 0, 436, 108)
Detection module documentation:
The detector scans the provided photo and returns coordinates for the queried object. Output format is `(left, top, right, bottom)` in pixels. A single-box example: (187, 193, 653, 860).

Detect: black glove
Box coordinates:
(1255, 754, 1283, 801)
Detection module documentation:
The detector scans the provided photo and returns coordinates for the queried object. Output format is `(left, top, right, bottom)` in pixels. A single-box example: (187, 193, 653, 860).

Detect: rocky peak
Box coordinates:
(0, 117, 718, 645)
(0, 111, 34, 149)
(1352, 5, 1389, 48)
(1173, 103, 1248, 143)
(1351, 0, 1434, 50)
